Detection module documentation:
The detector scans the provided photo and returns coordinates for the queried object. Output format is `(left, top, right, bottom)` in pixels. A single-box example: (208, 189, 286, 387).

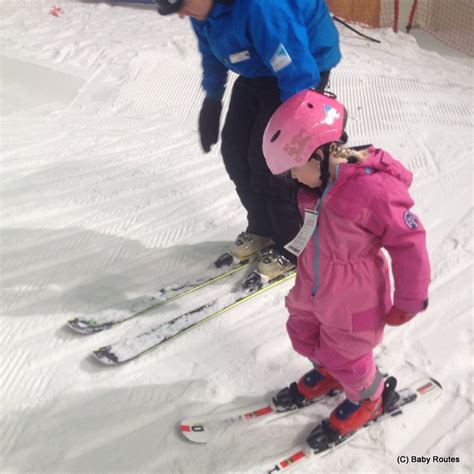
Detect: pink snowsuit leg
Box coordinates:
(286, 309, 384, 402)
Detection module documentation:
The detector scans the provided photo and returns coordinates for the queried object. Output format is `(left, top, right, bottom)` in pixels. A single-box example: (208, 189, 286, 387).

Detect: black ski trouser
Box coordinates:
(220, 73, 330, 263)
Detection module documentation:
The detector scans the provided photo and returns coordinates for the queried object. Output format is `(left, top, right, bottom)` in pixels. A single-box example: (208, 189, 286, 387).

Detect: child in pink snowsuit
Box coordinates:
(262, 90, 430, 437)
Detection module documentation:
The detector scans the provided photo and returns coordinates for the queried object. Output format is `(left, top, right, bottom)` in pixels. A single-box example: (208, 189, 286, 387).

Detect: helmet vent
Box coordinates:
(307, 103, 314, 108)
(270, 130, 281, 142)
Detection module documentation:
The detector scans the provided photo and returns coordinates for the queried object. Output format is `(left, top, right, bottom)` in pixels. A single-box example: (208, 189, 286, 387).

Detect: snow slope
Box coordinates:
(1, 1, 473, 472)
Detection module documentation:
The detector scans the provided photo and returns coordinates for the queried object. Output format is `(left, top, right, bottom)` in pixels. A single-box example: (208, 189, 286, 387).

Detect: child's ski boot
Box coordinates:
(306, 376, 398, 452)
(272, 367, 343, 412)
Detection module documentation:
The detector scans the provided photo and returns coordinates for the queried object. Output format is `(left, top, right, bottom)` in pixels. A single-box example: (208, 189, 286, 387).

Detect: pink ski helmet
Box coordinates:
(263, 90, 347, 175)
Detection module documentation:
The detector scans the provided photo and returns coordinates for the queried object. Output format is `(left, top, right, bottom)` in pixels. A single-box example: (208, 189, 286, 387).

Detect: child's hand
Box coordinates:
(385, 306, 416, 326)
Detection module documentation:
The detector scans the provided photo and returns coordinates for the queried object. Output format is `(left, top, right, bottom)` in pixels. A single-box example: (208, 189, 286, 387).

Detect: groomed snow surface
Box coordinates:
(1, 1, 473, 472)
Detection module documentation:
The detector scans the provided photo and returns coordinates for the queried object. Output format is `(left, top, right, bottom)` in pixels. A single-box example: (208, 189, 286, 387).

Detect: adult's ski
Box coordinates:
(93, 270, 296, 365)
(68, 257, 250, 334)
(263, 377, 442, 473)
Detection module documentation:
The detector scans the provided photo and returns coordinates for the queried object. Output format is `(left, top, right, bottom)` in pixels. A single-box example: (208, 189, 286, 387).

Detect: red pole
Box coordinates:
(407, 0, 419, 33)
(393, 0, 399, 33)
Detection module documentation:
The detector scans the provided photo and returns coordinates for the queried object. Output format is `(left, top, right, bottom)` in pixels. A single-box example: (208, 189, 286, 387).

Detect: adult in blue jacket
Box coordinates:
(156, 0, 341, 276)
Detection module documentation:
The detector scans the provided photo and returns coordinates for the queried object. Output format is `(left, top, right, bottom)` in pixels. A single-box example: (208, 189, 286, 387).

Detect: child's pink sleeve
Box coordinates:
(367, 180, 431, 313)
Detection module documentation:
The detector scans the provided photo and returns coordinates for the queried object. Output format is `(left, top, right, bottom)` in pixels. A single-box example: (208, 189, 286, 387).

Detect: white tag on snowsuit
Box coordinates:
(284, 209, 318, 257)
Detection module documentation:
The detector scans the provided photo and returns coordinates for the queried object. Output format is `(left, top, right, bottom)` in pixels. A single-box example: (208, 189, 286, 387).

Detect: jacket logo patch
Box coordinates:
(321, 105, 340, 126)
(404, 211, 419, 229)
(283, 130, 312, 162)
(229, 50, 250, 64)
(270, 44, 292, 72)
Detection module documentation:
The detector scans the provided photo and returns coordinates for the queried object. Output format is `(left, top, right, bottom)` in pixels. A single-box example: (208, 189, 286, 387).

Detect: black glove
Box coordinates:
(198, 97, 222, 153)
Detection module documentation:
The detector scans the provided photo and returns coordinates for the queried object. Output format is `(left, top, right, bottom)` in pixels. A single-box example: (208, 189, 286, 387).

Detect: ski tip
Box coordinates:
(67, 318, 94, 335)
(179, 420, 211, 443)
(92, 346, 121, 366)
(430, 378, 443, 390)
(68, 318, 108, 335)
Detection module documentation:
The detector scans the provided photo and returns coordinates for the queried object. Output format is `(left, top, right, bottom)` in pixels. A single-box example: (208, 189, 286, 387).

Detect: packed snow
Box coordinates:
(1, 1, 473, 473)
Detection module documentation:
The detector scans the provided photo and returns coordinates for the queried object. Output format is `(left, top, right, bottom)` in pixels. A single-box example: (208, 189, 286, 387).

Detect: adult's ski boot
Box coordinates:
(215, 232, 273, 268)
(257, 248, 295, 280)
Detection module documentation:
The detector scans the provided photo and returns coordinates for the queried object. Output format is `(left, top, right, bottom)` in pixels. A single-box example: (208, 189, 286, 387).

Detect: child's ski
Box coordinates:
(68, 258, 250, 334)
(263, 377, 442, 473)
(92, 270, 296, 365)
(180, 390, 341, 444)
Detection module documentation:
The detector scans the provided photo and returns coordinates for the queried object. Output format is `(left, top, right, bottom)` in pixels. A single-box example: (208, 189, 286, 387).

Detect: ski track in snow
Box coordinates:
(1, 1, 473, 473)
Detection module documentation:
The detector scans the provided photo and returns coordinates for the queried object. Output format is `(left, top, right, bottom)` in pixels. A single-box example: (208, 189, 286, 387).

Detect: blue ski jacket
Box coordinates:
(191, 0, 341, 102)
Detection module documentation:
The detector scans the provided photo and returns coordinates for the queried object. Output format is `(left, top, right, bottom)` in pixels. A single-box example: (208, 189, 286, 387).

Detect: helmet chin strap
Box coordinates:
(308, 144, 331, 196)
(319, 143, 331, 192)
(312, 134, 351, 195)
(300, 137, 351, 196)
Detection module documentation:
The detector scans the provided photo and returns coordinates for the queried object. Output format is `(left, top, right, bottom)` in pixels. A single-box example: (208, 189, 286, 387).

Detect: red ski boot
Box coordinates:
(328, 395, 383, 437)
(306, 377, 398, 452)
(272, 367, 342, 412)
